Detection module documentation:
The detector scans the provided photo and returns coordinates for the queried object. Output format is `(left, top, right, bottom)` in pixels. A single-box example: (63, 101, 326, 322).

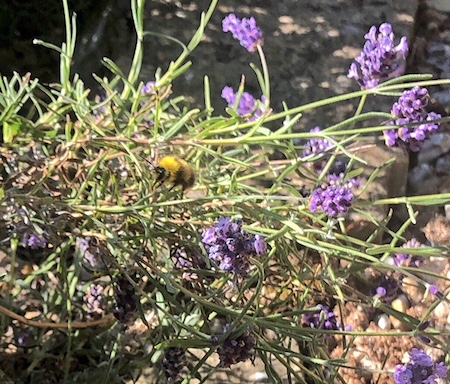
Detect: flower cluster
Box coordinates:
(384, 86, 441, 152)
(212, 325, 256, 368)
(374, 239, 425, 303)
(113, 274, 138, 324)
(25, 233, 47, 249)
(303, 305, 340, 331)
(374, 276, 400, 304)
(310, 177, 359, 218)
(394, 238, 424, 268)
(142, 81, 156, 95)
(394, 348, 447, 383)
(221, 86, 266, 121)
(302, 126, 333, 158)
(84, 284, 105, 320)
(202, 217, 266, 276)
(162, 347, 187, 383)
(348, 23, 408, 89)
(301, 127, 349, 177)
(222, 14, 263, 52)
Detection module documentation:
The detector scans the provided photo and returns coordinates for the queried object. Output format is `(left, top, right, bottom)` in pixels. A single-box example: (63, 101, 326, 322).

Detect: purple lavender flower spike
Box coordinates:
(213, 324, 256, 367)
(348, 23, 408, 89)
(221, 86, 266, 121)
(394, 348, 447, 383)
(384, 87, 441, 152)
(85, 284, 105, 319)
(302, 127, 333, 158)
(303, 304, 339, 331)
(27, 233, 47, 249)
(162, 347, 187, 382)
(302, 305, 347, 339)
(142, 81, 156, 95)
(222, 14, 263, 52)
(394, 365, 412, 383)
(254, 235, 267, 255)
(202, 217, 267, 276)
(393, 238, 424, 268)
(310, 179, 357, 218)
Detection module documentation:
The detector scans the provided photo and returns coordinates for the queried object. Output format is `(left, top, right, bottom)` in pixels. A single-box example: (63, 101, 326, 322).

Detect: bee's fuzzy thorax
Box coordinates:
(154, 156, 195, 192)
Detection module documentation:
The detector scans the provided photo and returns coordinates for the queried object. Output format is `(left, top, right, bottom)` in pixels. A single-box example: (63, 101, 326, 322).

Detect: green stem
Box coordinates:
(121, 0, 145, 99)
(157, 0, 219, 86)
(236, 78, 450, 129)
(257, 44, 270, 104)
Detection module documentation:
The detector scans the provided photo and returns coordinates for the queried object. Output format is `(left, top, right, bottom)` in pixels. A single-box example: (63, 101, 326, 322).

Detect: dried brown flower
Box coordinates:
(422, 214, 450, 246)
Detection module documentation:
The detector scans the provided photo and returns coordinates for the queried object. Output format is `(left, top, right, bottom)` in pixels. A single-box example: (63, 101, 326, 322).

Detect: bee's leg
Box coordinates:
(152, 180, 164, 190)
(167, 184, 177, 193)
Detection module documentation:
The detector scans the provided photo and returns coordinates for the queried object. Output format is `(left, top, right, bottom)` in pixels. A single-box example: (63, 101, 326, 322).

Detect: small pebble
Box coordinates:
(434, 301, 448, 319)
(390, 295, 410, 330)
(253, 372, 269, 382)
(377, 314, 391, 330)
(401, 276, 424, 304)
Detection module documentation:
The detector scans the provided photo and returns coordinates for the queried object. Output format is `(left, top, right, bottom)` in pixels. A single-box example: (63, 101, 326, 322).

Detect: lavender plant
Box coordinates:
(0, 1, 450, 383)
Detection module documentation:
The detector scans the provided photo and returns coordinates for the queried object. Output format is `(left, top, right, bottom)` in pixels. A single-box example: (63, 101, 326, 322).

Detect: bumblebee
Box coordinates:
(152, 156, 195, 193)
